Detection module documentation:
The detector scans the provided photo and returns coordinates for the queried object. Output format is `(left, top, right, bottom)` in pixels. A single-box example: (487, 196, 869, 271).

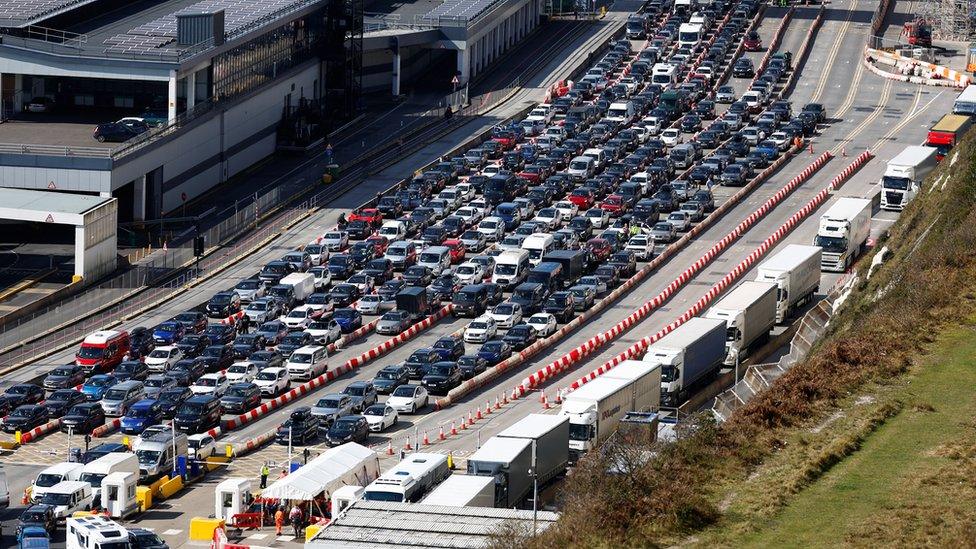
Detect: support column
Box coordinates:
(74, 225, 86, 281)
(13, 74, 22, 113)
(456, 47, 470, 86)
(0, 72, 5, 119)
(133, 175, 146, 222)
(187, 71, 196, 113)
(392, 49, 401, 96)
(167, 69, 177, 123)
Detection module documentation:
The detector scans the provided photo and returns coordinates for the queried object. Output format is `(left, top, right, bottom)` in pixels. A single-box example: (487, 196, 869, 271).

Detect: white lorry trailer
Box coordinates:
(560, 360, 661, 461)
(814, 197, 872, 272)
(279, 272, 315, 302)
(643, 317, 727, 407)
(704, 281, 778, 365)
(497, 414, 570, 487)
(754, 244, 822, 322)
(880, 146, 938, 211)
(422, 474, 496, 507)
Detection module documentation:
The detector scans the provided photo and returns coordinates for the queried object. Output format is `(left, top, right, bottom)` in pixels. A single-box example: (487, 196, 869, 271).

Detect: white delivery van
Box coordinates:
(286, 345, 329, 381)
(32, 462, 84, 503)
(378, 220, 408, 241)
(652, 63, 678, 87)
(606, 101, 636, 126)
(279, 272, 315, 302)
(581, 148, 606, 169)
(80, 452, 139, 500)
(568, 156, 595, 181)
(39, 480, 93, 518)
(523, 233, 555, 266)
(493, 249, 531, 289)
(134, 430, 188, 478)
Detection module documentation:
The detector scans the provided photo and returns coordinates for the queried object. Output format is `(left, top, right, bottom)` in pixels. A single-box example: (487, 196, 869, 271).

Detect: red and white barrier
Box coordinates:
(220, 311, 245, 325)
(513, 151, 833, 396)
(326, 317, 381, 354)
(91, 418, 122, 438)
(567, 151, 874, 391)
(19, 418, 62, 444)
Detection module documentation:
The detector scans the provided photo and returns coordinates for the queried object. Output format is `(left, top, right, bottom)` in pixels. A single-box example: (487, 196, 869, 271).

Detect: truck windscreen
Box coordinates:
(881, 176, 910, 190)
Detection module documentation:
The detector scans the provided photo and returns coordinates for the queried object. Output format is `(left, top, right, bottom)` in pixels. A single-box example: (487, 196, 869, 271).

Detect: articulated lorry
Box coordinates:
(643, 317, 727, 407)
(704, 281, 778, 365)
(926, 114, 972, 160)
(560, 360, 661, 461)
(814, 197, 872, 272)
(467, 437, 533, 508)
(497, 414, 569, 487)
(754, 244, 822, 322)
(880, 145, 939, 210)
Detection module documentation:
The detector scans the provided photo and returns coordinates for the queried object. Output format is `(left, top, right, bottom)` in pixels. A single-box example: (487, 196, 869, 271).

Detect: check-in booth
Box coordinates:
(102, 471, 139, 518)
(215, 478, 252, 523)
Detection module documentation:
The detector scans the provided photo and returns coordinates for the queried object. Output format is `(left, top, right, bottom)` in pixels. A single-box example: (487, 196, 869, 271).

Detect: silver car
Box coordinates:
(715, 85, 735, 103)
(322, 231, 348, 252)
(310, 393, 353, 425)
(650, 221, 677, 243)
(376, 310, 412, 335)
(234, 278, 267, 302)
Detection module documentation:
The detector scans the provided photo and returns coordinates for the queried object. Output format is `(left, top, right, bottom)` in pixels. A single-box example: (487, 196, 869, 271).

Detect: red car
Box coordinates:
(517, 169, 542, 184)
(600, 194, 628, 217)
(744, 31, 762, 51)
(365, 234, 390, 255)
(443, 239, 466, 264)
(586, 238, 612, 262)
(348, 208, 383, 226)
(568, 188, 595, 209)
(492, 130, 519, 150)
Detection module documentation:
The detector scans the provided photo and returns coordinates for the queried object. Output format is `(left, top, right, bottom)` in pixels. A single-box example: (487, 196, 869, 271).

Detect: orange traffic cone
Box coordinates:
(539, 390, 546, 403)
(451, 421, 458, 436)
(842, 147, 847, 157)
(511, 388, 518, 401)
(461, 415, 469, 430)
(495, 396, 501, 410)
(555, 389, 563, 404)
(386, 441, 394, 455)
(404, 438, 412, 451)
(485, 400, 492, 415)
(503, 391, 509, 405)
(468, 411, 475, 425)
(808, 143, 814, 155)
(439, 426, 446, 441)
(543, 392, 551, 409)
(476, 407, 483, 420)
(423, 431, 430, 446)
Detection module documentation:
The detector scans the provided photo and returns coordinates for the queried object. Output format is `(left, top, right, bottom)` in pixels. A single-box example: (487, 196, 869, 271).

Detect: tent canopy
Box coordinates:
(260, 443, 378, 501)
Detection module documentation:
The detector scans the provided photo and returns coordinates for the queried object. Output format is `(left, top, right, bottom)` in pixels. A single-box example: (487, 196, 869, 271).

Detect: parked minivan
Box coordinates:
(31, 462, 83, 503)
(75, 330, 130, 375)
(568, 156, 595, 181)
(38, 481, 93, 519)
(174, 394, 222, 434)
(286, 345, 329, 381)
(417, 246, 451, 276)
(100, 380, 146, 417)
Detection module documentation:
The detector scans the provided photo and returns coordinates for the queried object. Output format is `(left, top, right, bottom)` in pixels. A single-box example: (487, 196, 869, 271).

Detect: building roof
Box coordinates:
(307, 500, 560, 548)
(0, 0, 101, 28)
(0, 188, 114, 225)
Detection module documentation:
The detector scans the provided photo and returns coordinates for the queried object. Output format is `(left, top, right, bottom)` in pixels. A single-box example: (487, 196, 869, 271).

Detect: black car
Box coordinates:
(173, 311, 208, 334)
(733, 58, 754, 78)
(502, 324, 539, 351)
(174, 394, 222, 434)
(341, 381, 378, 413)
(93, 120, 148, 142)
(276, 407, 320, 445)
(458, 354, 489, 379)
(203, 325, 235, 347)
(42, 389, 86, 419)
(129, 326, 156, 359)
(346, 220, 372, 240)
(166, 358, 206, 387)
(42, 364, 87, 391)
(60, 401, 106, 434)
(404, 348, 440, 379)
(402, 265, 433, 287)
(114, 360, 150, 382)
(250, 350, 285, 370)
(594, 264, 621, 288)
(2, 404, 49, 433)
(277, 332, 312, 358)
(349, 241, 377, 267)
(327, 254, 356, 279)
(232, 334, 267, 359)
(420, 361, 462, 395)
(802, 102, 826, 123)
(80, 442, 128, 464)
(220, 382, 262, 414)
(609, 250, 637, 278)
(206, 291, 242, 318)
(129, 528, 171, 549)
(328, 284, 360, 307)
(176, 334, 211, 358)
(322, 415, 369, 447)
(543, 291, 575, 323)
(17, 504, 58, 538)
(157, 386, 192, 419)
(363, 258, 394, 285)
(200, 344, 235, 372)
(372, 365, 410, 394)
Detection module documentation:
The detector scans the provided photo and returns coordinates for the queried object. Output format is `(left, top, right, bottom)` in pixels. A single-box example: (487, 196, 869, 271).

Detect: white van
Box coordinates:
(286, 345, 329, 381)
(629, 172, 652, 193)
(418, 246, 451, 276)
(134, 430, 188, 478)
(378, 220, 407, 242)
(523, 233, 555, 266)
(80, 452, 139, 500)
(581, 148, 606, 169)
(606, 101, 636, 126)
(568, 156, 595, 181)
(678, 22, 703, 48)
(493, 249, 531, 289)
(32, 462, 84, 503)
(652, 63, 678, 87)
(39, 480, 93, 518)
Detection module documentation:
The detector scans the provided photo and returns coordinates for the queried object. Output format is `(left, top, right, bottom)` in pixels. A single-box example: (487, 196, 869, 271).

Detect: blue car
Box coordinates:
(755, 140, 779, 160)
(120, 399, 163, 435)
(18, 526, 50, 549)
(153, 321, 185, 344)
(81, 374, 117, 401)
(477, 340, 513, 366)
(334, 308, 363, 333)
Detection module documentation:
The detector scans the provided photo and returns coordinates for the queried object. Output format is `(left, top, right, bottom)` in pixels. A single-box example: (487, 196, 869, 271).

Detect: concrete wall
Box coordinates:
(78, 198, 118, 281)
(362, 45, 442, 93)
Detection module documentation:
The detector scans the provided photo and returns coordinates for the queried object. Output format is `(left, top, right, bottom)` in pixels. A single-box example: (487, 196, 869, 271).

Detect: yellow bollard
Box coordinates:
(14, 431, 21, 444)
(122, 436, 130, 450)
(225, 444, 234, 459)
(447, 452, 454, 470)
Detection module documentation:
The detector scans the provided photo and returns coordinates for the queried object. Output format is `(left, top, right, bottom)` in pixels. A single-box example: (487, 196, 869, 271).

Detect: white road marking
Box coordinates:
(162, 529, 183, 536)
(246, 533, 269, 540)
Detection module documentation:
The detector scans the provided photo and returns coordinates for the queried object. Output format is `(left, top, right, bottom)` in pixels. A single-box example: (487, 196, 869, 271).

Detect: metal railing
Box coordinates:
(0, 142, 113, 158)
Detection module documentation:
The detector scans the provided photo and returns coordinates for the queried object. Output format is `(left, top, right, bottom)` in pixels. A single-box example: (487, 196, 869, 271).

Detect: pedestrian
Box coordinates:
(337, 213, 347, 229)
(238, 314, 250, 335)
(279, 468, 288, 479)
(260, 463, 269, 489)
(290, 505, 303, 538)
(274, 507, 285, 536)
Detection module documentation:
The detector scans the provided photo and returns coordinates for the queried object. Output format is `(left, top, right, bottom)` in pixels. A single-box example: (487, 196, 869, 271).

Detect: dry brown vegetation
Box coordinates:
(519, 137, 976, 548)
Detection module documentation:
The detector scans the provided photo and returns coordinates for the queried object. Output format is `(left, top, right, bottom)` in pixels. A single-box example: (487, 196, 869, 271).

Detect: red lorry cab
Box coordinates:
(926, 113, 973, 159)
(75, 330, 130, 374)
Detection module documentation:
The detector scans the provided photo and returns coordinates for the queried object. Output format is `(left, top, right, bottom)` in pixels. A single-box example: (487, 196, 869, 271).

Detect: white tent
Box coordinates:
(260, 443, 380, 501)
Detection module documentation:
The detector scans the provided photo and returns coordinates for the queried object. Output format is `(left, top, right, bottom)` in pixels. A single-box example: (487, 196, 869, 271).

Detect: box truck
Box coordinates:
(880, 145, 939, 210)
(560, 360, 661, 461)
(467, 437, 533, 508)
(704, 281, 778, 365)
(953, 84, 976, 115)
(396, 286, 430, 321)
(814, 197, 872, 272)
(643, 317, 727, 407)
(546, 249, 587, 287)
(279, 272, 315, 302)
(754, 244, 822, 322)
(926, 115, 971, 160)
(422, 474, 496, 507)
(497, 414, 570, 487)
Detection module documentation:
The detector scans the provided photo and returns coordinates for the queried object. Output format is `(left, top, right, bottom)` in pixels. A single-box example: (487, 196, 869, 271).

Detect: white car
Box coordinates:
(481, 164, 502, 178)
(489, 302, 523, 329)
(253, 367, 290, 396)
(356, 294, 385, 315)
(305, 319, 342, 345)
(282, 305, 317, 330)
(455, 262, 486, 284)
(455, 183, 475, 201)
(666, 211, 692, 232)
(226, 361, 259, 383)
(464, 315, 498, 343)
(244, 298, 278, 323)
(723, 112, 744, 130)
(303, 242, 329, 265)
(309, 266, 332, 290)
(190, 372, 229, 396)
(526, 313, 558, 337)
(533, 208, 560, 230)
(769, 131, 791, 151)
(585, 208, 610, 229)
(145, 346, 183, 373)
(347, 274, 375, 294)
(469, 198, 490, 215)
(619, 76, 639, 94)
(661, 128, 683, 147)
(553, 201, 578, 222)
(477, 217, 505, 242)
(625, 235, 655, 260)
(362, 403, 398, 432)
(321, 231, 348, 252)
(513, 197, 535, 219)
(386, 384, 429, 414)
(187, 433, 217, 460)
(741, 91, 763, 111)
(643, 117, 662, 135)
(741, 126, 765, 146)
(455, 206, 483, 225)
